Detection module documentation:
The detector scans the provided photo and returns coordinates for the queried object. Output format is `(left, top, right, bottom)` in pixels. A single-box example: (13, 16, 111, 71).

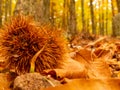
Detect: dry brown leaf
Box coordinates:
(87, 58, 112, 79)
(63, 59, 88, 78)
(71, 48, 111, 79)
(106, 59, 118, 65)
(116, 42, 120, 51)
(94, 49, 110, 58)
(94, 43, 117, 59)
(43, 68, 87, 80)
(84, 36, 106, 48)
(41, 78, 120, 90)
(73, 48, 96, 63)
(43, 57, 111, 80)
(43, 59, 88, 79)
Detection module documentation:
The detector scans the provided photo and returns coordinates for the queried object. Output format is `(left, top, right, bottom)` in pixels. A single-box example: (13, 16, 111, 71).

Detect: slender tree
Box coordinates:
(111, 0, 117, 37)
(106, 0, 108, 35)
(14, 0, 23, 15)
(5, 0, 9, 21)
(68, 0, 77, 40)
(101, 12, 105, 35)
(39, 0, 50, 24)
(81, 0, 85, 30)
(99, 0, 105, 35)
(98, 0, 102, 35)
(112, 13, 120, 37)
(14, 0, 35, 15)
(50, 2, 55, 26)
(116, 0, 120, 12)
(9, 0, 12, 18)
(0, 0, 2, 26)
(90, 0, 96, 34)
(62, 0, 68, 30)
(14, 0, 50, 24)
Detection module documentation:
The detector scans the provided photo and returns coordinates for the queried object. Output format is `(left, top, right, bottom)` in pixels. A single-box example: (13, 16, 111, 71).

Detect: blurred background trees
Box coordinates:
(0, 0, 119, 39)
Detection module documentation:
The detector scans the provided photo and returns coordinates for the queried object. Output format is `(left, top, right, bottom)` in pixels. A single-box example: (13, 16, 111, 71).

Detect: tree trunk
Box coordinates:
(81, 0, 85, 30)
(50, 2, 55, 26)
(111, 0, 115, 16)
(106, 0, 108, 35)
(62, 0, 68, 30)
(39, 0, 50, 24)
(111, 0, 117, 37)
(116, 0, 120, 12)
(31, 0, 50, 24)
(5, 0, 8, 21)
(14, 0, 23, 15)
(101, 12, 104, 35)
(98, 1, 102, 35)
(90, 0, 96, 34)
(0, 0, 2, 26)
(14, 0, 34, 15)
(112, 13, 120, 37)
(9, 0, 12, 18)
(62, 0, 70, 39)
(68, 0, 77, 40)
(14, 0, 50, 24)
(99, 0, 105, 35)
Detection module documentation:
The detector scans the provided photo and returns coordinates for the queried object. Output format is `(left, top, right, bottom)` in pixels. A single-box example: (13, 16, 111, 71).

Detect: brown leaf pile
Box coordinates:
(70, 36, 120, 78)
(42, 36, 120, 90)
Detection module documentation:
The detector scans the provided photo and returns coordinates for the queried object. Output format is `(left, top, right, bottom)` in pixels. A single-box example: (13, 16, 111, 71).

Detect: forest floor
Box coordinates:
(1, 33, 120, 90)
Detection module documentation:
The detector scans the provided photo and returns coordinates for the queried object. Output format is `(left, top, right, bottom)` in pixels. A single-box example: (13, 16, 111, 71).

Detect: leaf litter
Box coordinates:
(1, 35, 120, 90)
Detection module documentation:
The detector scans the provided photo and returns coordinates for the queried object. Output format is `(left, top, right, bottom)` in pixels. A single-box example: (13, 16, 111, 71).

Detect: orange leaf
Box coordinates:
(41, 78, 120, 90)
(73, 48, 96, 63)
(43, 59, 88, 79)
(87, 58, 112, 79)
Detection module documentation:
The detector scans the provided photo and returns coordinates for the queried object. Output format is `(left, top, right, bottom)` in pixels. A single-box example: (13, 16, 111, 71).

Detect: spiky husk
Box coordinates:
(0, 15, 68, 75)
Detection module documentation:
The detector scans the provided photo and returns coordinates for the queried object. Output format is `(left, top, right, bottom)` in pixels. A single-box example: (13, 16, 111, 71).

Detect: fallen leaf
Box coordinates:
(84, 36, 106, 48)
(73, 48, 96, 63)
(87, 58, 112, 79)
(41, 78, 120, 90)
(43, 58, 88, 80)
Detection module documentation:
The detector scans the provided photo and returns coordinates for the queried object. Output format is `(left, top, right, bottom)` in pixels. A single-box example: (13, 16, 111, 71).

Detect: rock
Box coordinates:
(13, 73, 53, 90)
